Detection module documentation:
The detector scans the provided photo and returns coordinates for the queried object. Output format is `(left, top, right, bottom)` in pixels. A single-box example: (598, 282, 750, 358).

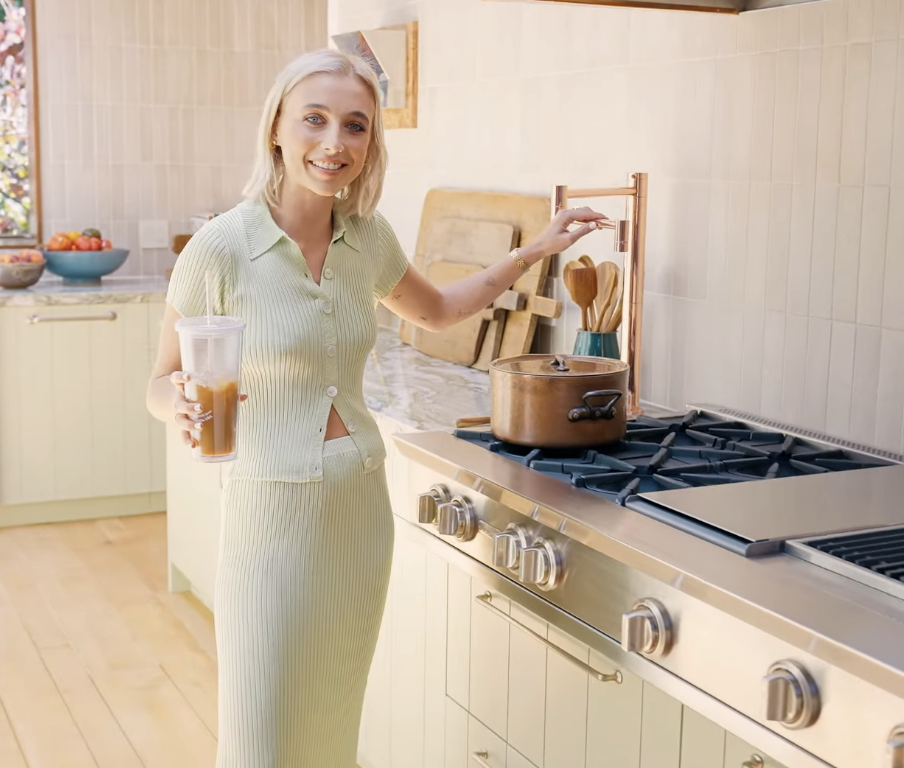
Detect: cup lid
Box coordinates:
(491, 354, 628, 377)
(175, 315, 245, 336)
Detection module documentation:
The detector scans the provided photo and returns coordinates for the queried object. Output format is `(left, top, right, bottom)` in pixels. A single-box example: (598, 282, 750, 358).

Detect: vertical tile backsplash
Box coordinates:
(332, 0, 904, 453)
(35, 0, 326, 277)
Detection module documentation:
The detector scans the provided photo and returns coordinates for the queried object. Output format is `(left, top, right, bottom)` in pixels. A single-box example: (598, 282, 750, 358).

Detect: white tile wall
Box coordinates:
(35, 0, 326, 277)
(332, 0, 904, 453)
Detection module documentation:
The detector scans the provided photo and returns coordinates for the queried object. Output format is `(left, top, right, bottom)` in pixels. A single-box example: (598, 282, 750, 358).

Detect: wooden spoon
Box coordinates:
(565, 260, 599, 331)
(456, 416, 491, 428)
(563, 260, 595, 329)
(603, 267, 624, 333)
(592, 262, 618, 332)
(568, 266, 598, 332)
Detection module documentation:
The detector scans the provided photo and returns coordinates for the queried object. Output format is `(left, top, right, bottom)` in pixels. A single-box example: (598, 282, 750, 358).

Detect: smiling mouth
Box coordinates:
(309, 160, 347, 172)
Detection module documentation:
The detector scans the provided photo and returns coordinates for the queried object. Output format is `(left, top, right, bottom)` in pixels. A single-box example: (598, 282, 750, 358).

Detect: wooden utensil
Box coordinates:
(601, 265, 623, 333)
(567, 266, 598, 332)
(563, 259, 596, 329)
(605, 294, 623, 333)
(455, 416, 492, 428)
(592, 263, 618, 333)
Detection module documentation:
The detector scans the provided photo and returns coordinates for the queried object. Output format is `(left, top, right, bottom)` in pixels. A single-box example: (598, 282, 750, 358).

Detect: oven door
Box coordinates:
(391, 513, 829, 768)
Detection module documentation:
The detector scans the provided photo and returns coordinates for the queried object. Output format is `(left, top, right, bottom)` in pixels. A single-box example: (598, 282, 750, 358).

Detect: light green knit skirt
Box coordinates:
(215, 436, 394, 768)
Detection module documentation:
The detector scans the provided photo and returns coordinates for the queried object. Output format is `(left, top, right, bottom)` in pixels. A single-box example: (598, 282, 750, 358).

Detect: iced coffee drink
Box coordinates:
(194, 379, 240, 458)
(175, 315, 246, 463)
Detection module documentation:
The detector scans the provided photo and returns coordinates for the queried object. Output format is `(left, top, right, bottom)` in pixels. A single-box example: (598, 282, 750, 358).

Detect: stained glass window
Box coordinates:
(1, 0, 40, 247)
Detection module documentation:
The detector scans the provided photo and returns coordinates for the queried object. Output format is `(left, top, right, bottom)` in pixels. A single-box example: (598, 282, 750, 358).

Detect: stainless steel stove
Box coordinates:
(393, 404, 904, 768)
(453, 405, 902, 557)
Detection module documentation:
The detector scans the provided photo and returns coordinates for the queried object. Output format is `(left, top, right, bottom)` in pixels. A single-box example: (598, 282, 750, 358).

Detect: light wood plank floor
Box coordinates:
(0, 513, 219, 768)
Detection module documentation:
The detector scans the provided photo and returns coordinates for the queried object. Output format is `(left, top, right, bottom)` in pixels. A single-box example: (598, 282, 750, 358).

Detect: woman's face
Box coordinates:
(273, 72, 375, 199)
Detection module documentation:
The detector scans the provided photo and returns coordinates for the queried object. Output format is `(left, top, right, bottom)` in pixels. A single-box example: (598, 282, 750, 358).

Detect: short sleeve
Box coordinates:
(166, 224, 233, 318)
(373, 211, 411, 300)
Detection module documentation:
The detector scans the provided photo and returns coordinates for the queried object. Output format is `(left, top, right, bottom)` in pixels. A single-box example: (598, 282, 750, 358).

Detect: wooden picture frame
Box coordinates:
(381, 21, 418, 130)
(0, 0, 42, 249)
(332, 20, 419, 131)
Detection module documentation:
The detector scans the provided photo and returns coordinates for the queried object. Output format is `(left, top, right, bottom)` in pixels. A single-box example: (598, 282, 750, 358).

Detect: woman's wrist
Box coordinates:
(513, 243, 548, 269)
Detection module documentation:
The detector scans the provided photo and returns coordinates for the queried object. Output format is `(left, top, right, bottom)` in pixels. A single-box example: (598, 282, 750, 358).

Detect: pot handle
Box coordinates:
(568, 389, 622, 423)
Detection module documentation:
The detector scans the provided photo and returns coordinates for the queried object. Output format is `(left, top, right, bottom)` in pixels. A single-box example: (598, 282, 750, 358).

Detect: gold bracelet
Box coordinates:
(509, 247, 529, 272)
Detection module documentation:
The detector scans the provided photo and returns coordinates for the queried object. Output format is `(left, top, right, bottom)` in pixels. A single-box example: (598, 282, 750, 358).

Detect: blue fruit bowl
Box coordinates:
(42, 248, 130, 285)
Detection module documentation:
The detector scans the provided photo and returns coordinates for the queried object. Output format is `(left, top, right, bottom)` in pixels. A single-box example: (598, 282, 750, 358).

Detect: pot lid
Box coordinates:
(491, 354, 629, 377)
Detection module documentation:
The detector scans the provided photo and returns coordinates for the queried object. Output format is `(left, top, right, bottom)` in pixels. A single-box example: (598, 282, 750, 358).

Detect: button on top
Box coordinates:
(347, 421, 357, 433)
(326, 344, 336, 357)
(321, 302, 333, 314)
(323, 267, 334, 280)
(364, 456, 374, 469)
(326, 385, 338, 398)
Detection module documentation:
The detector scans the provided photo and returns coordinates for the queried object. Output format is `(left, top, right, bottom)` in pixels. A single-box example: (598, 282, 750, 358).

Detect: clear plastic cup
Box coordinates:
(174, 315, 246, 463)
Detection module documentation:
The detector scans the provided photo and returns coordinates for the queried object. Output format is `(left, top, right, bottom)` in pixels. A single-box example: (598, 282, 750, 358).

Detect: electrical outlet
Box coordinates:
(139, 220, 169, 250)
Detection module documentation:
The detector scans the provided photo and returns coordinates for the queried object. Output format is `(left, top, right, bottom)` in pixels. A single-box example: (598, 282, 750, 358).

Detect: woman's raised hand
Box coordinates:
(528, 206, 608, 261)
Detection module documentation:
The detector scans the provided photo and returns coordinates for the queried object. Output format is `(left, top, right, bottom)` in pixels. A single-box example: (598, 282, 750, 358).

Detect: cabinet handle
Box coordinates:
(27, 310, 118, 324)
(475, 592, 622, 684)
(743, 757, 764, 768)
(471, 750, 494, 767)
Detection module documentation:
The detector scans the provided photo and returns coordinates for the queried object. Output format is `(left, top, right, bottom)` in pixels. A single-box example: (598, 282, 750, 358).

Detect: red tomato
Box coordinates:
(75, 235, 94, 251)
(89, 237, 102, 250)
(100, 239, 112, 251)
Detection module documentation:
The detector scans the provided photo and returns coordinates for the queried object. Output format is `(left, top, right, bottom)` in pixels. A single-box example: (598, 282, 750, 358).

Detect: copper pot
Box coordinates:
(487, 354, 629, 448)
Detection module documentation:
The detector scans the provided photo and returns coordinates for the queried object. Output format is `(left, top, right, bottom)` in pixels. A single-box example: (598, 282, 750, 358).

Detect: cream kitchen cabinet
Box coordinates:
(362, 506, 792, 768)
(0, 301, 166, 527)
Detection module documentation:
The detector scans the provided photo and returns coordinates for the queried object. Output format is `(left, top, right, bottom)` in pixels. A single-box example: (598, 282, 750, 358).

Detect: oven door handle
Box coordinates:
(475, 592, 622, 684)
(471, 750, 494, 767)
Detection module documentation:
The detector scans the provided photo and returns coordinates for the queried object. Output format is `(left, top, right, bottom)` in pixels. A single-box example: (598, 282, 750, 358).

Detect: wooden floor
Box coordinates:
(0, 513, 220, 768)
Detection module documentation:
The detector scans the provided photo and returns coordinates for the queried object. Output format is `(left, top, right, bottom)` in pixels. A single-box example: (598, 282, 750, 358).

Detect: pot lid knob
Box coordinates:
(550, 355, 570, 372)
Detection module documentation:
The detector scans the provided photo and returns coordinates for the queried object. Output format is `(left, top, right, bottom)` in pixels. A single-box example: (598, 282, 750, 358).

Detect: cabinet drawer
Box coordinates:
(0, 303, 164, 506)
(469, 714, 507, 768)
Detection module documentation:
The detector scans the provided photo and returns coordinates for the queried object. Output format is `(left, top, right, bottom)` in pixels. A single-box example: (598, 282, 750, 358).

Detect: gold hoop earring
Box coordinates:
(270, 139, 278, 150)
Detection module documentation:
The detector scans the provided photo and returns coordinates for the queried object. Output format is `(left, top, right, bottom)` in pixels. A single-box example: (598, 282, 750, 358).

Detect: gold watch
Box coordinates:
(509, 247, 529, 272)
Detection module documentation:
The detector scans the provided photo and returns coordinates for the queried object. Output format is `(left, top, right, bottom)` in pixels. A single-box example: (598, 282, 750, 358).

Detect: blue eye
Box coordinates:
(348, 122, 366, 133)
(305, 115, 324, 125)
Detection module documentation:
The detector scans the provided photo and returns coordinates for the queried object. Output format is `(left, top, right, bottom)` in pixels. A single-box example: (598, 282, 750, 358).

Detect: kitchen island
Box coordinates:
(0, 276, 168, 527)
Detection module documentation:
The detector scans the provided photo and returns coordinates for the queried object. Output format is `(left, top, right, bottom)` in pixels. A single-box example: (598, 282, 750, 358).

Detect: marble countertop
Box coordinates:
(364, 328, 491, 432)
(0, 276, 169, 306)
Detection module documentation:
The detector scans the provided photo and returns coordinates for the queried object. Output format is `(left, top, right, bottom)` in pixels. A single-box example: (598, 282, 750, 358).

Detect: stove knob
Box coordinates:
(518, 538, 562, 590)
(888, 725, 904, 768)
(436, 495, 477, 541)
(763, 660, 820, 729)
(621, 598, 672, 657)
(492, 525, 529, 570)
(417, 484, 450, 524)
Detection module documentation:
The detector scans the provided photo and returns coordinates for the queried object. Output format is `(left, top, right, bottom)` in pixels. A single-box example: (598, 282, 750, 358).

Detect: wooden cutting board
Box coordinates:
(399, 189, 554, 369)
(399, 217, 517, 350)
(411, 261, 503, 366)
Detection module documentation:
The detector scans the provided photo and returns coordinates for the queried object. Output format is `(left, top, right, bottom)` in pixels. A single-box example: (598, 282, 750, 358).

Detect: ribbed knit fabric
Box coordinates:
(166, 197, 411, 484)
(165, 197, 411, 766)
(215, 436, 394, 768)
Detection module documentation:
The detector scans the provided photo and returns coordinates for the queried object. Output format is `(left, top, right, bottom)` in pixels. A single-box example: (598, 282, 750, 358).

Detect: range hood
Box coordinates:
(500, 0, 818, 14)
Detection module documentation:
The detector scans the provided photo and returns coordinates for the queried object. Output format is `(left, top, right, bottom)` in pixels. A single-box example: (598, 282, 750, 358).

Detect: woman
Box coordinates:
(147, 49, 605, 768)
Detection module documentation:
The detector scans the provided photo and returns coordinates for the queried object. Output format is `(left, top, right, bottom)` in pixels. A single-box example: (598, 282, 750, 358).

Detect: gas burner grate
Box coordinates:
(452, 409, 894, 508)
(787, 526, 904, 601)
(805, 529, 904, 582)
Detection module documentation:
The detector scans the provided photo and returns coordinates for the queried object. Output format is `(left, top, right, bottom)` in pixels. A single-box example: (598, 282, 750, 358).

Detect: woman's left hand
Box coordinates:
(525, 206, 608, 263)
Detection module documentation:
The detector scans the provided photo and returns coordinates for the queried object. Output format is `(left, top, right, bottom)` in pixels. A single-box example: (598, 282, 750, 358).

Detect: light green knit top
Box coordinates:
(166, 197, 410, 483)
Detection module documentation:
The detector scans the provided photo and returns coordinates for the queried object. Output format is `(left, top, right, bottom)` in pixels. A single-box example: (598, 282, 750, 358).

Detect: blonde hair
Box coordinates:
(242, 48, 388, 219)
